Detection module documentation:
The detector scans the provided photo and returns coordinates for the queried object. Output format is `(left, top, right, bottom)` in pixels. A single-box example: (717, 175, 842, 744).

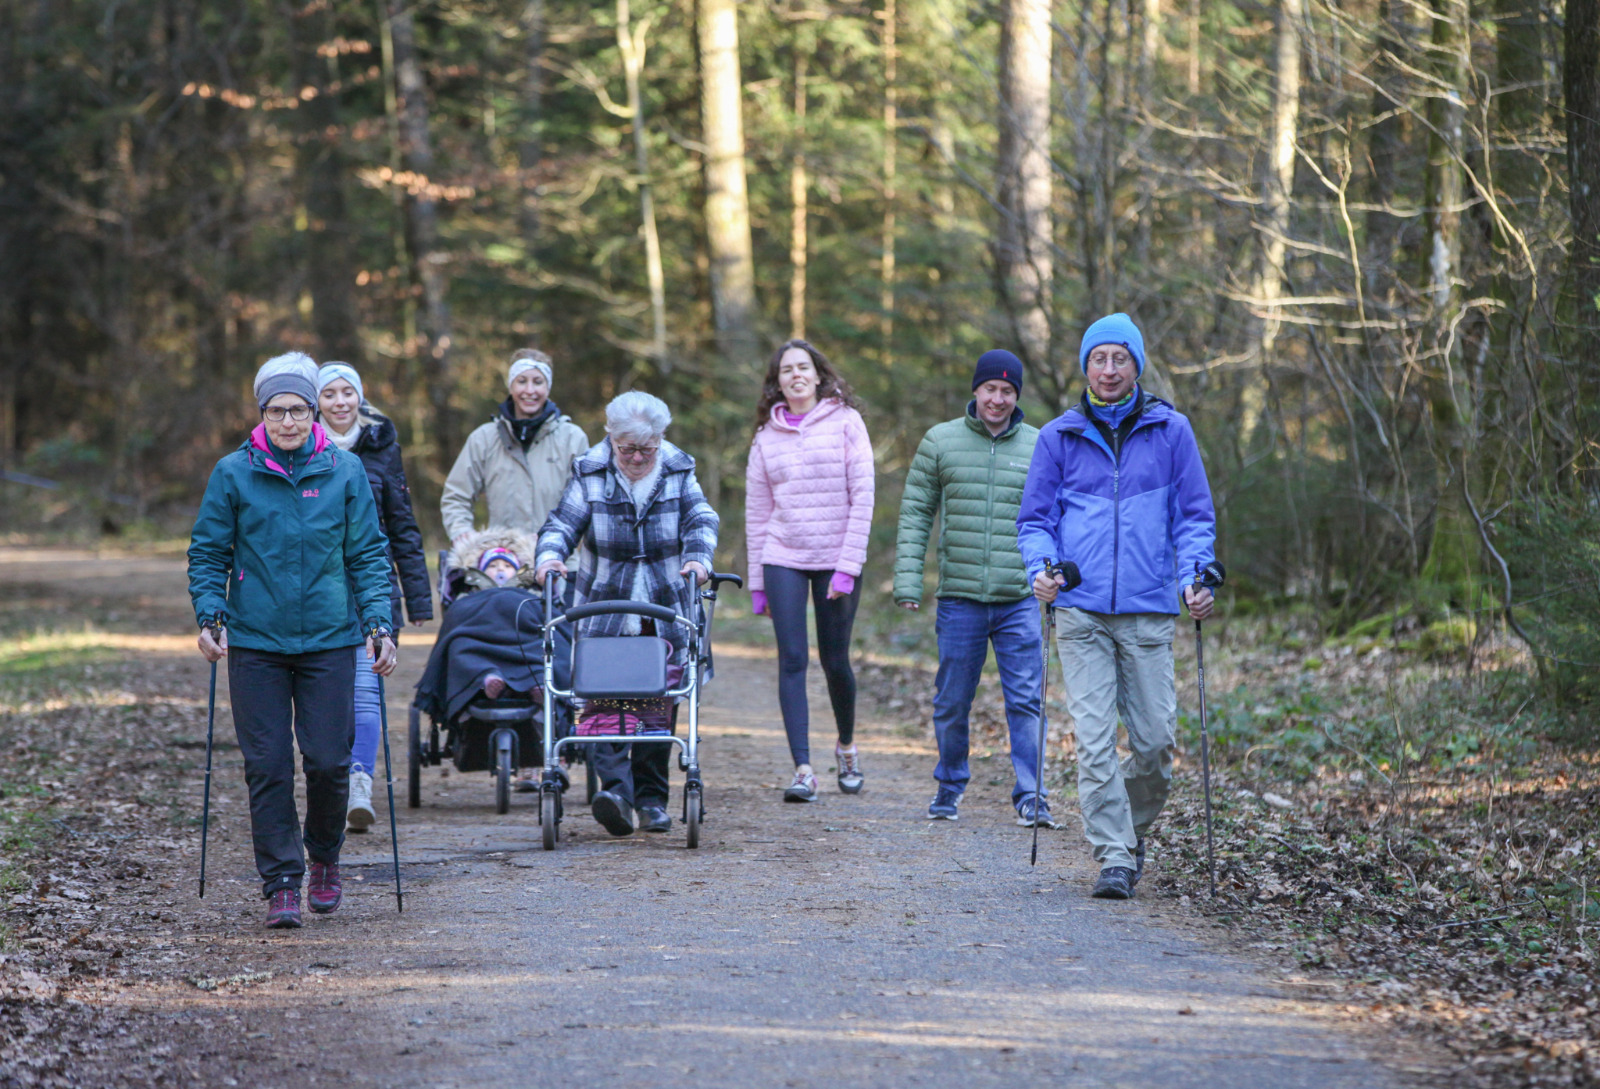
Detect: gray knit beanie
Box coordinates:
(254, 352, 319, 410)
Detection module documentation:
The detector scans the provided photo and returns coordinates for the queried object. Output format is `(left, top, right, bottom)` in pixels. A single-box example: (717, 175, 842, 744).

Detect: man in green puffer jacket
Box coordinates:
(894, 350, 1052, 826)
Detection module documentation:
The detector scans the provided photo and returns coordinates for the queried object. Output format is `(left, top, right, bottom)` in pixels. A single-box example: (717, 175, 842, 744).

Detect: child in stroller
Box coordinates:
(410, 529, 575, 812)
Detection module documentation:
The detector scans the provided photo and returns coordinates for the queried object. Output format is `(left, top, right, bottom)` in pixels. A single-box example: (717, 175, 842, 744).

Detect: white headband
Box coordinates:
(507, 358, 553, 389)
(316, 362, 363, 400)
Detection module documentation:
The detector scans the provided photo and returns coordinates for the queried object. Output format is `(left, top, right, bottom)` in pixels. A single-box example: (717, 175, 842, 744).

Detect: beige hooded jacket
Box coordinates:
(440, 406, 589, 542)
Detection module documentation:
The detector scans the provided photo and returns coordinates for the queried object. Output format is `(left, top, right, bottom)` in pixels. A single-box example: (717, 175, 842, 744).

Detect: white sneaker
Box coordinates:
(347, 770, 375, 831)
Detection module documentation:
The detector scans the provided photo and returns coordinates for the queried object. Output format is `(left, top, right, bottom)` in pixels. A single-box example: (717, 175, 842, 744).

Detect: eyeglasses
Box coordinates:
(1086, 352, 1134, 370)
(615, 443, 660, 460)
(263, 405, 314, 422)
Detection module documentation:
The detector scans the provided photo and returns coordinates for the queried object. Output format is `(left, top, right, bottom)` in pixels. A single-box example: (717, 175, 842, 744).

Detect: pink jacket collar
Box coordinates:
(767, 396, 844, 434)
(249, 422, 331, 476)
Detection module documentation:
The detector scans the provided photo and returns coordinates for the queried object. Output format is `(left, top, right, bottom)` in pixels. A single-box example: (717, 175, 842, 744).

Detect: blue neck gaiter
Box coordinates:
(1086, 386, 1140, 430)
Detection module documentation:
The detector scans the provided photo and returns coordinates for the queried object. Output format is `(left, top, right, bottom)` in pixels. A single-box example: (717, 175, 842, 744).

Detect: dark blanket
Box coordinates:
(414, 587, 547, 722)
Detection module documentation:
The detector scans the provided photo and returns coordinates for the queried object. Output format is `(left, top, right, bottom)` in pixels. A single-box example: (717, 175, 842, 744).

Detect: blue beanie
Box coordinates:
(316, 362, 364, 401)
(1078, 313, 1146, 377)
(972, 349, 1024, 394)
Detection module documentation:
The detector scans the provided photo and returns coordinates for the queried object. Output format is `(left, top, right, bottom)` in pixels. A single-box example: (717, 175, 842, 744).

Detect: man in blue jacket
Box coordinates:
(1016, 314, 1217, 900)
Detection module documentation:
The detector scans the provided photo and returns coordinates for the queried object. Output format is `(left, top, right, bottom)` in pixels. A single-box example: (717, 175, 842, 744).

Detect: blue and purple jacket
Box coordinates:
(1016, 392, 1216, 615)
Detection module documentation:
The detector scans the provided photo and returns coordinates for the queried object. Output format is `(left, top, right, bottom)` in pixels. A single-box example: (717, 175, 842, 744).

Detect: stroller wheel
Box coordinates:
(407, 706, 422, 809)
(495, 748, 512, 815)
(684, 787, 702, 850)
(541, 791, 559, 850)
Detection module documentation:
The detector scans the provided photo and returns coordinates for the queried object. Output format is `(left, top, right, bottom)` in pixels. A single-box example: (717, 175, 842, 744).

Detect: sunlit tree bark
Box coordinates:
(697, 0, 758, 366)
(995, 0, 1052, 378)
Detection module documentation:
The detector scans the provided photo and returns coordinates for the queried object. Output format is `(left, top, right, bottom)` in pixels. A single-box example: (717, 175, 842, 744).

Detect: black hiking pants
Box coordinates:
(764, 564, 861, 767)
(590, 703, 678, 811)
(228, 646, 355, 897)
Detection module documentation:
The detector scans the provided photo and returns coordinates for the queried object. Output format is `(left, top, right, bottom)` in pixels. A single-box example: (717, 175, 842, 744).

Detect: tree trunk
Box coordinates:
(880, 0, 897, 365)
(618, 0, 667, 363)
(995, 0, 1053, 378)
(1419, 0, 1474, 599)
(288, 0, 364, 365)
(1566, 0, 1600, 453)
(519, 0, 546, 242)
(696, 0, 759, 366)
(387, 0, 454, 462)
(1364, 0, 1405, 299)
(1240, 0, 1301, 441)
(790, 49, 808, 340)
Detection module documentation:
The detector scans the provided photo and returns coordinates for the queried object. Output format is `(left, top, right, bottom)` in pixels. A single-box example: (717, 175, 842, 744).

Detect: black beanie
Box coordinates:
(972, 349, 1024, 394)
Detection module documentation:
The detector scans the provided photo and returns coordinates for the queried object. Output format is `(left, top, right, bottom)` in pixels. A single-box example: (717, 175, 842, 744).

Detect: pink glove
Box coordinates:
(829, 571, 855, 596)
(751, 590, 768, 616)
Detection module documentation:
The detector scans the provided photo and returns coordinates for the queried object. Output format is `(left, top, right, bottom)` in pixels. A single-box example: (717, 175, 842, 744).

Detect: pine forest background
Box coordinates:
(6, 0, 1600, 701)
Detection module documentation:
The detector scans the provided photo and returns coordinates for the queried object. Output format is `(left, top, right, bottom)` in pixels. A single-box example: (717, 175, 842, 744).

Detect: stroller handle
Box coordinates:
(560, 600, 689, 628)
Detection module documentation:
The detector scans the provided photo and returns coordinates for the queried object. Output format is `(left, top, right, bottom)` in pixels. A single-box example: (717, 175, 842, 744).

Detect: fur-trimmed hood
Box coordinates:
(447, 527, 541, 590)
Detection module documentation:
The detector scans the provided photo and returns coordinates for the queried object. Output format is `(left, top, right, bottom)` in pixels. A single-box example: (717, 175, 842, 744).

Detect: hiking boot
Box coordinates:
(782, 769, 818, 803)
(835, 745, 864, 794)
(591, 790, 635, 836)
(926, 787, 961, 821)
(1015, 796, 1060, 829)
(265, 888, 303, 929)
(307, 862, 342, 914)
(1091, 867, 1136, 900)
(1133, 837, 1146, 886)
(637, 805, 672, 833)
(346, 770, 375, 832)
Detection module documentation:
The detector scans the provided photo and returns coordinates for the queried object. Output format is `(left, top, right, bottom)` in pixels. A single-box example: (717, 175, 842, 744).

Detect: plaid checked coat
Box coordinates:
(535, 438, 719, 664)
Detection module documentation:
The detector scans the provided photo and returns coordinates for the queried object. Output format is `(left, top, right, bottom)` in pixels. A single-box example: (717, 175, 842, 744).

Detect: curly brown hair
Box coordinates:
(752, 339, 863, 435)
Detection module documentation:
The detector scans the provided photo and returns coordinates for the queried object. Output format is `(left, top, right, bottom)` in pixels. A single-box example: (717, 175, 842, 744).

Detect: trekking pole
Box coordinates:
(376, 671, 404, 913)
(1190, 561, 1226, 897)
(1031, 560, 1081, 866)
(198, 635, 219, 899)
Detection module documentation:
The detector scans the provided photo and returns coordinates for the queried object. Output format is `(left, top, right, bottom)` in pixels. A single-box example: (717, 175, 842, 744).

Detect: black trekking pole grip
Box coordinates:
(377, 674, 404, 913)
(199, 656, 218, 898)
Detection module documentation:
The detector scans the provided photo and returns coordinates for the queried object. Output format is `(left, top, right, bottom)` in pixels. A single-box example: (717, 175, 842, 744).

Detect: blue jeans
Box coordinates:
(931, 596, 1044, 806)
(351, 646, 382, 776)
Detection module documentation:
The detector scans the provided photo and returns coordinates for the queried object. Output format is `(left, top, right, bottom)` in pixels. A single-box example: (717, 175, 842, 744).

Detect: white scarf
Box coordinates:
(327, 421, 362, 451)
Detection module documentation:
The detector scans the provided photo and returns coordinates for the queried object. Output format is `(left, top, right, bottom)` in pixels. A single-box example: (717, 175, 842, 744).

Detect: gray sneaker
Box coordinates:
(835, 745, 864, 794)
(345, 770, 375, 831)
(783, 769, 819, 803)
(1015, 796, 1060, 828)
(926, 787, 960, 820)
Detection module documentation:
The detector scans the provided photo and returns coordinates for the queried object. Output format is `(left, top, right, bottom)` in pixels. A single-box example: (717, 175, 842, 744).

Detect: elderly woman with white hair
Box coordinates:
(534, 391, 719, 836)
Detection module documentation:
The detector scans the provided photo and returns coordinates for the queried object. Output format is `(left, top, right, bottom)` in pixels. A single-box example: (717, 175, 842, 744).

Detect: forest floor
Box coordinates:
(0, 543, 1527, 1088)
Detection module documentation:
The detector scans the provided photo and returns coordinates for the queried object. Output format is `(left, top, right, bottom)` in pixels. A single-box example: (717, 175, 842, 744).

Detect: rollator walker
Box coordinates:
(536, 569, 742, 850)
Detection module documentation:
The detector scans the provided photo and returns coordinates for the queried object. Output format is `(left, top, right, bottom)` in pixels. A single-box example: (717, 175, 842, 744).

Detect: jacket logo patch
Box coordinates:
(302, 488, 320, 498)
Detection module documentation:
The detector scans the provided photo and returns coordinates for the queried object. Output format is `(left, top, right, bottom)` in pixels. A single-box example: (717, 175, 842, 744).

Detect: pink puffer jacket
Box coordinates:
(745, 398, 875, 594)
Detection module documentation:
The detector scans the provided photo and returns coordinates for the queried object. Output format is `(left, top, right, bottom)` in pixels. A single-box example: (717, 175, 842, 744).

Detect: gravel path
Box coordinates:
(3, 549, 1420, 1088)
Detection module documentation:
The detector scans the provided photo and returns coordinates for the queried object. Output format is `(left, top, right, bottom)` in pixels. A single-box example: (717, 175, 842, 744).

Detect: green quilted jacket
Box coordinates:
(893, 405, 1039, 604)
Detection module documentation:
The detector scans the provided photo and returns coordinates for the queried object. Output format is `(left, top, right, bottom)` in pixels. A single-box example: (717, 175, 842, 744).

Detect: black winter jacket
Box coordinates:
(348, 408, 433, 623)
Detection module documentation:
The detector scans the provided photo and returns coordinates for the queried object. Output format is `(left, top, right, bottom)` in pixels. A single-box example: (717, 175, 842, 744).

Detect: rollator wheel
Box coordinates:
(685, 787, 702, 850)
(495, 747, 511, 815)
(407, 706, 422, 809)
(585, 758, 597, 804)
(541, 791, 558, 850)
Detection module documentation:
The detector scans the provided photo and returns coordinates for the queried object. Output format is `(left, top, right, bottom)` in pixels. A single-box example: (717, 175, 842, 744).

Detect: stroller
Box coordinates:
(535, 569, 742, 850)
(408, 537, 587, 815)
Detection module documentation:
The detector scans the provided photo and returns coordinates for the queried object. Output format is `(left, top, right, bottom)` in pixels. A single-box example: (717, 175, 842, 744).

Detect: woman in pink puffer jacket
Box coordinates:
(746, 339, 875, 803)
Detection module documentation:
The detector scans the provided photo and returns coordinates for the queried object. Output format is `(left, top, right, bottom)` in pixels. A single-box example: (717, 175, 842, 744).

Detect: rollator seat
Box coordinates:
(571, 636, 672, 699)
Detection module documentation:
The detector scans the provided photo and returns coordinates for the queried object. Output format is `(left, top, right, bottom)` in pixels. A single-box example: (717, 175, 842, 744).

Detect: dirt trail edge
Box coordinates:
(2, 549, 1431, 1089)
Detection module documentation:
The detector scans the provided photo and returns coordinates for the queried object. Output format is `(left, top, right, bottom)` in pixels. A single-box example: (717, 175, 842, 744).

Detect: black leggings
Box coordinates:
(764, 565, 860, 767)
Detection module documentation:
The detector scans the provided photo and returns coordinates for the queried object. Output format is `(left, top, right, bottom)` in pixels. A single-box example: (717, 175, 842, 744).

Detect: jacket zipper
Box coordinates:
(1111, 458, 1121, 612)
(984, 435, 997, 599)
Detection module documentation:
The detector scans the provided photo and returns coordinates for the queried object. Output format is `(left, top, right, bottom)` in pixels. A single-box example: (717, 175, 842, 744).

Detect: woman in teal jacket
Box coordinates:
(187, 352, 397, 930)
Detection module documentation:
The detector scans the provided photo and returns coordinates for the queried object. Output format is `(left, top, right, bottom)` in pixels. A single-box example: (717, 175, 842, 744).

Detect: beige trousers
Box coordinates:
(1055, 608, 1177, 871)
